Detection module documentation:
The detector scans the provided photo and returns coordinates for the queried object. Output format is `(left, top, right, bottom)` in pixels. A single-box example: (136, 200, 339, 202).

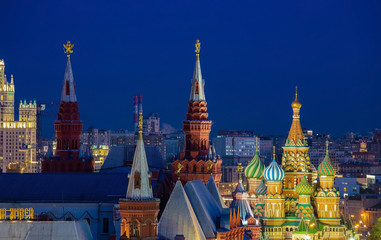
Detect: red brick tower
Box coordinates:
(172, 40, 222, 185)
(42, 41, 94, 172)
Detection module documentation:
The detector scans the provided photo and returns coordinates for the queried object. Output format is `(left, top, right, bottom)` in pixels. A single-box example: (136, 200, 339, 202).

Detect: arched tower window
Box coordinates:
(134, 172, 141, 189)
(131, 221, 139, 237)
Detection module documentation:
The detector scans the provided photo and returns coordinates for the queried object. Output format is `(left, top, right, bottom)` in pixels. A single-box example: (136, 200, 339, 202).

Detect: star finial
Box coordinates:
(63, 41, 74, 61)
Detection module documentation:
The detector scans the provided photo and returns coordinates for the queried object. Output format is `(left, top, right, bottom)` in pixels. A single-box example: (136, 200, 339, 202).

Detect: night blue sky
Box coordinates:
(1, 0, 380, 137)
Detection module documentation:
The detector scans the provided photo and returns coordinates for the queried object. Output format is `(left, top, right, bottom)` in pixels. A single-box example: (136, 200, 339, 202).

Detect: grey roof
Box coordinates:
(184, 180, 222, 238)
(206, 176, 226, 208)
(0, 172, 156, 203)
(101, 145, 165, 171)
(158, 181, 205, 240)
(0, 220, 92, 240)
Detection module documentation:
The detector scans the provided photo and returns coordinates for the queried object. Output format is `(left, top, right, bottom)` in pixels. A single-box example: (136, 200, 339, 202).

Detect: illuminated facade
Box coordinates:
(245, 90, 358, 240)
(41, 42, 94, 172)
(0, 59, 37, 173)
(172, 40, 222, 186)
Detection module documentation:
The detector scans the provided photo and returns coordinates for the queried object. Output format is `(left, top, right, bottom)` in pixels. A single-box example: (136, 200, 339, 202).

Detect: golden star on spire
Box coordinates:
(63, 41, 74, 61)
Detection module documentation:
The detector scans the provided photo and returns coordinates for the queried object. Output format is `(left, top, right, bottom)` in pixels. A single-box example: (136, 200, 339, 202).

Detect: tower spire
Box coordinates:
(189, 39, 205, 101)
(61, 41, 77, 102)
(325, 139, 329, 155)
(126, 111, 153, 199)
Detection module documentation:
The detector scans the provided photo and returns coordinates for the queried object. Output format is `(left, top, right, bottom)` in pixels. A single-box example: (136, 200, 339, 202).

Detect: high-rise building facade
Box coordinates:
(0, 59, 37, 173)
(41, 42, 93, 172)
(172, 40, 222, 185)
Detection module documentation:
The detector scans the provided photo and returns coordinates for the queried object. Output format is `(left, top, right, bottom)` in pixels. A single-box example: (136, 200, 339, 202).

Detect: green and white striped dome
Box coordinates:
(244, 150, 265, 179)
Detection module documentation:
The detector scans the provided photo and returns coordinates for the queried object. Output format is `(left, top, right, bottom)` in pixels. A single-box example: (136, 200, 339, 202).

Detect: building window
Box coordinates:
(344, 187, 348, 193)
(103, 218, 109, 233)
(134, 172, 141, 189)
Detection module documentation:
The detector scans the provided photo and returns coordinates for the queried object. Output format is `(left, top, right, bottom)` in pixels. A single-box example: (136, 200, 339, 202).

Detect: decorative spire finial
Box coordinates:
(255, 137, 259, 152)
(273, 146, 276, 159)
(138, 112, 143, 140)
(325, 139, 329, 155)
(207, 159, 214, 175)
(63, 41, 74, 61)
(236, 162, 243, 180)
(295, 85, 298, 99)
(176, 163, 183, 180)
(195, 40, 200, 57)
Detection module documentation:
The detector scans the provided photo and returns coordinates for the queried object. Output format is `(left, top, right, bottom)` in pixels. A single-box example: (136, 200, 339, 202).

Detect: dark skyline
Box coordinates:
(1, 0, 380, 137)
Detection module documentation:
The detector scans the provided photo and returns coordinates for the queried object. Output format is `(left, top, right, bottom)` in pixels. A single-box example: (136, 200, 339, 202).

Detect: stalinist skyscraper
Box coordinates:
(0, 59, 37, 173)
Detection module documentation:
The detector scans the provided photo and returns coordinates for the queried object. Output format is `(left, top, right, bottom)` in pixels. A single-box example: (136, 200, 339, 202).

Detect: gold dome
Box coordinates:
(291, 86, 302, 109)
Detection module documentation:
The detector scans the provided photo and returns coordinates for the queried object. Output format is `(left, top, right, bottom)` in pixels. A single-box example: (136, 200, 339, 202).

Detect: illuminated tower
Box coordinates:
(42, 41, 93, 172)
(245, 137, 265, 196)
(263, 147, 285, 239)
(314, 140, 340, 225)
(0, 60, 37, 173)
(282, 87, 312, 214)
(172, 40, 222, 185)
(119, 113, 160, 239)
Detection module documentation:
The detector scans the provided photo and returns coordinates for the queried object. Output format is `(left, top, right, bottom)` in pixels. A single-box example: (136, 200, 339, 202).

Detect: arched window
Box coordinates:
(200, 165, 204, 173)
(134, 172, 141, 189)
(131, 221, 139, 237)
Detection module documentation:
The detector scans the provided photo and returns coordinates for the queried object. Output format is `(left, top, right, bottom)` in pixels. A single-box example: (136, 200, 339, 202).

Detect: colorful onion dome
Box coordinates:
(255, 180, 267, 195)
(296, 176, 314, 195)
(245, 150, 265, 179)
(318, 141, 336, 176)
(264, 159, 285, 181)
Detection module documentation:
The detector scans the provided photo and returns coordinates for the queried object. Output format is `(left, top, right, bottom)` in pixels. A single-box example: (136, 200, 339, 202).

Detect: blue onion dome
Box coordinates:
(255, 180, 267, 195)
(264, 159, 285, 181)
(244, 150, 265, 179)
(296, 176, 314, 195)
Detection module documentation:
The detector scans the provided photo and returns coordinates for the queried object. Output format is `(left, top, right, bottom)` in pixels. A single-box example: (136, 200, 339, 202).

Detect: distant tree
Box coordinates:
(369, 217, 381, 240)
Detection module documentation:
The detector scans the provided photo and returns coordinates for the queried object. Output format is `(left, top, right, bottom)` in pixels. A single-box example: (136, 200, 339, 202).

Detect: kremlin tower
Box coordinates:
(172, 40, 222, 185)
(119, 112, 160, 239)
(42, 41, 94, 172)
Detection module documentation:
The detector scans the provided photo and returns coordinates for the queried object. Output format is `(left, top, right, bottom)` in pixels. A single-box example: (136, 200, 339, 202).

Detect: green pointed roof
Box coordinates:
(296, 176, 314, 195)
(244, 150, 265, 179)
(296, 218, 308, 233)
